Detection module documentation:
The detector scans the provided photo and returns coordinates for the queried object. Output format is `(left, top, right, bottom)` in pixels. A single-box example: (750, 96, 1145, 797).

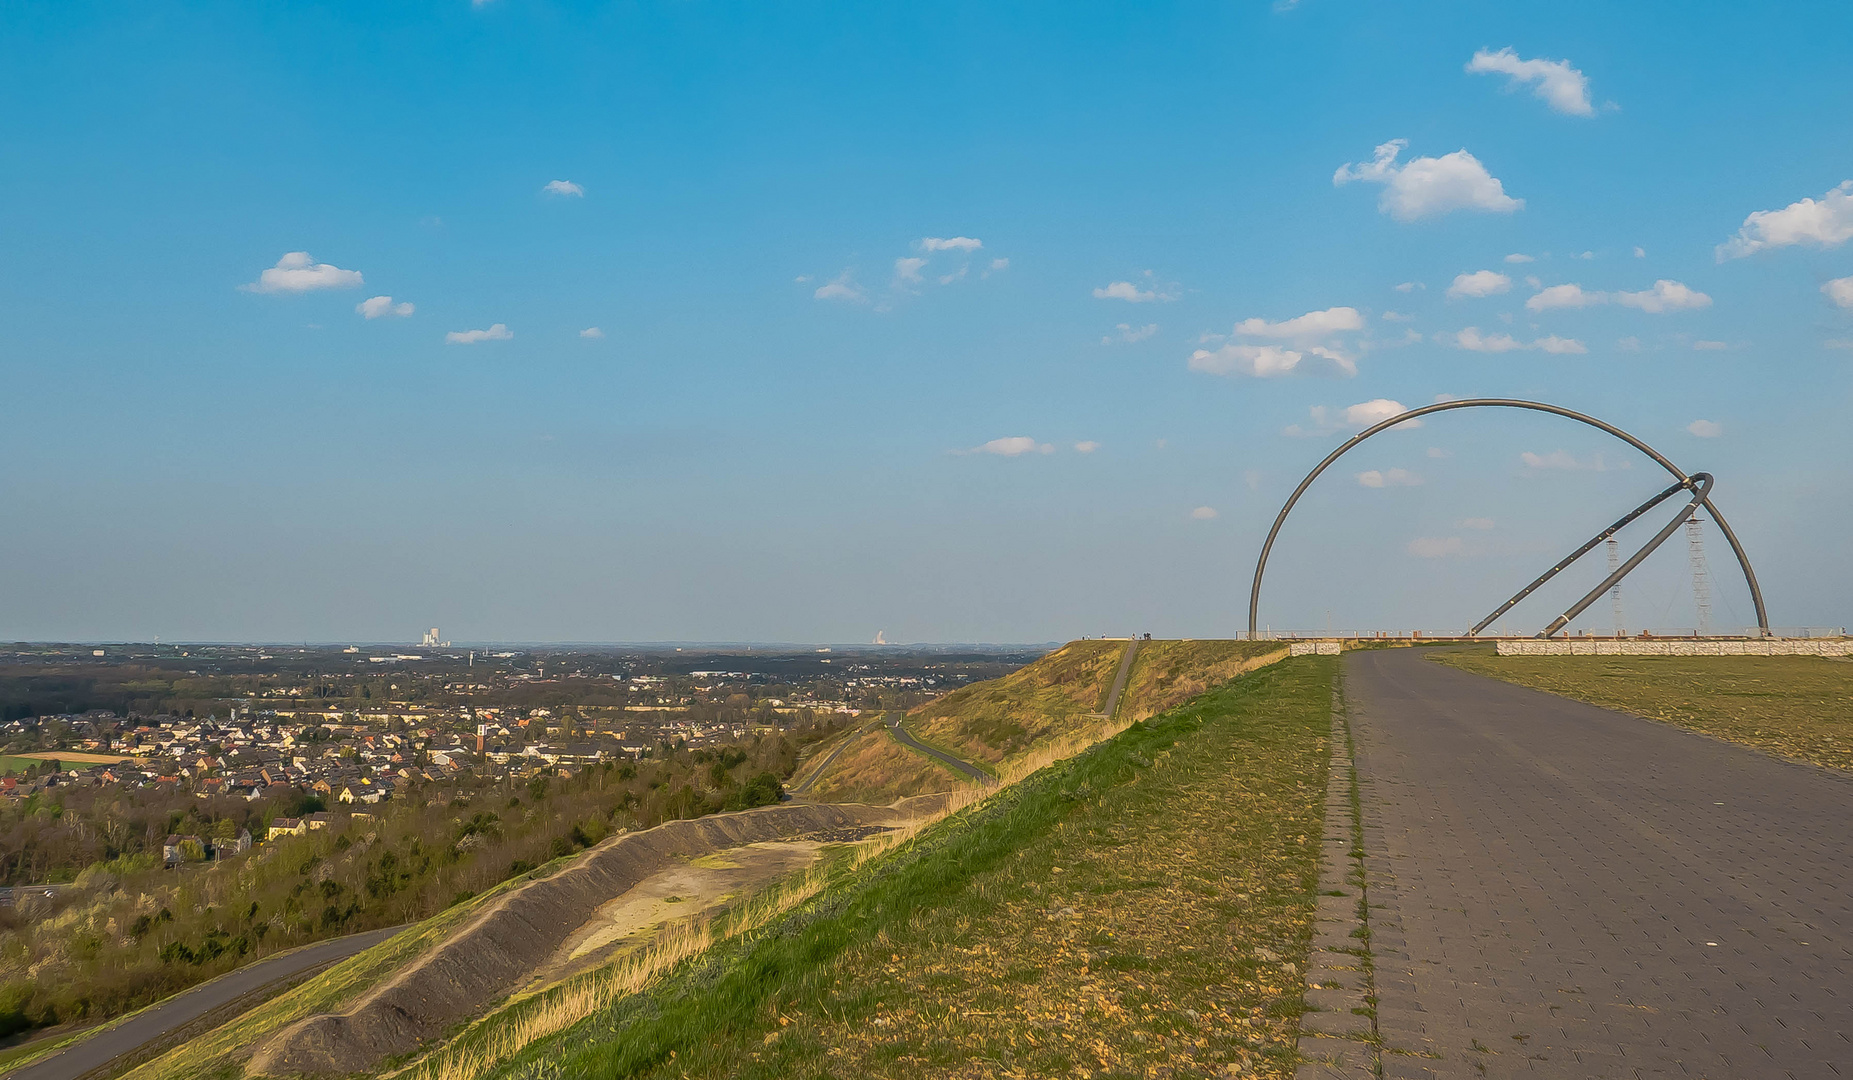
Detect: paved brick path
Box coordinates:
(1346, 648, 1853, 1079)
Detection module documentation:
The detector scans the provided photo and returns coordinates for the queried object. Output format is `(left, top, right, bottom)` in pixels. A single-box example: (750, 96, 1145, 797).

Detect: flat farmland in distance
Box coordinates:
(1434, 651, 1853, 771)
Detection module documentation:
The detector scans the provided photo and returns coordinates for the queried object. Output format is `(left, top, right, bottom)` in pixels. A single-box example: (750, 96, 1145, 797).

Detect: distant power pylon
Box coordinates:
(1606, 538, 1624, 636)
(1687, 516, 1714, 635)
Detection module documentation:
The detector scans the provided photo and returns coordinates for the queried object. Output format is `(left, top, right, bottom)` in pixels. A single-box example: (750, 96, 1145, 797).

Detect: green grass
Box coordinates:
(0, 756, 39, 775)
(905, 640, 1128, 767)
(471, 655, 1336, 1080)
(1433, 651, 1853, 771)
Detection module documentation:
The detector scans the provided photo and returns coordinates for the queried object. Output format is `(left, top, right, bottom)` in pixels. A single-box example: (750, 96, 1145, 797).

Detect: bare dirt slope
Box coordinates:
(246, 801, 924, 1077)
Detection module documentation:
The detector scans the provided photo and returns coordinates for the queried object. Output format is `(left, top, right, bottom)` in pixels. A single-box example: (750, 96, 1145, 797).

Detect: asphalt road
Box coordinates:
(1346, 647, 1853, 1079)
(786, 722, 877, 796)
(886, 714, 997, 786)
(1094, 639, 1142, 721)
(7, 925, 402, 1080)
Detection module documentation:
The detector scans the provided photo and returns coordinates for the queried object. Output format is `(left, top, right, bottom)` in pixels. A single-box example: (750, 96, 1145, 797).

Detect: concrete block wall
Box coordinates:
(1290, 641, 1344, 656)
(1496, 638, 1853, 657)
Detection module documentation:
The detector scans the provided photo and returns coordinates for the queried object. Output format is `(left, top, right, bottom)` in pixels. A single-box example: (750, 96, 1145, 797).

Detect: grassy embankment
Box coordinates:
(1435, 651, 1853, 770)
(436, 654, 1334, 1080)
(802, 640, 1124, 803)
(115, 858, 573, 1080)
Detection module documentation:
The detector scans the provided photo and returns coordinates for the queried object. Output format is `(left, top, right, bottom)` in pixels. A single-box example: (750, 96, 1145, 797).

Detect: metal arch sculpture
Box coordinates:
(1247, 399, 1771, 638)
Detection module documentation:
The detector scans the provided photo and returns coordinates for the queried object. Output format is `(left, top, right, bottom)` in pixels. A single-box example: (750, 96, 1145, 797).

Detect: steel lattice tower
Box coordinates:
(1687, 517, 1714, 635)
(1607, 537, 1624, 636)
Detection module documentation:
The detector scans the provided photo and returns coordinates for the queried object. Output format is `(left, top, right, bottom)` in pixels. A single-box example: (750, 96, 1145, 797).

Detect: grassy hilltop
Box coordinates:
(439, 655, 1334, 1080)
(105, 643, 1330, 1080)
(806, 640, 1288, 804)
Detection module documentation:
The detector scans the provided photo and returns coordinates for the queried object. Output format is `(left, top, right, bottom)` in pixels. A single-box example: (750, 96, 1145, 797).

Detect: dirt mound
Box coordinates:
(247, 801, 916, 1077)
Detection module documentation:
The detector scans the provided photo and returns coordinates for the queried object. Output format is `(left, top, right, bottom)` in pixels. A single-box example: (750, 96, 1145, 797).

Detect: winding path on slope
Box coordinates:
(1345, 647, 1853, 1079)
(4, 925, 402, 1080)
(884, 712, 997, 786)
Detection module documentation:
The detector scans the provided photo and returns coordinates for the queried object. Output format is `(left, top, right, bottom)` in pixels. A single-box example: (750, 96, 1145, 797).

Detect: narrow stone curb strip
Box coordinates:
(1294, 679, 1378, 1079)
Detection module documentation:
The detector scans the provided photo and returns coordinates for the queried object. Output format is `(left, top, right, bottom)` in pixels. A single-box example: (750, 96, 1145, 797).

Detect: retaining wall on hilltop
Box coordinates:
(1497, 638, 1852, 657)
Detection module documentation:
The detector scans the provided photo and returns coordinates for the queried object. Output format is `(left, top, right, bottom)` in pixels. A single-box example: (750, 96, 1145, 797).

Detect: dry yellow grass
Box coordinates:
(1435, 651, 1853, 771)
(1119, 640, 1290, 723)
(803, 728, 971, 803)
(391, 818, 937, 1080)
(905, 640, 1127, 767)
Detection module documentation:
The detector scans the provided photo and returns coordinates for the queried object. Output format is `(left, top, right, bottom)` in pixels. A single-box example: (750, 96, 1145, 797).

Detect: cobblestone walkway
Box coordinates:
(1347, 648, 1853, 1079)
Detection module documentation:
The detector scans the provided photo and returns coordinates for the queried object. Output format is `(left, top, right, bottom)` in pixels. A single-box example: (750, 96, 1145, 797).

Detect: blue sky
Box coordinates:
(2, 0, 1849, 643)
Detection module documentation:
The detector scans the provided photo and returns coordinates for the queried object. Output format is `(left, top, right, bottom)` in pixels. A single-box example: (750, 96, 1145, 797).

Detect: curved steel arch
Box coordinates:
(1247, 399, 1769, 638)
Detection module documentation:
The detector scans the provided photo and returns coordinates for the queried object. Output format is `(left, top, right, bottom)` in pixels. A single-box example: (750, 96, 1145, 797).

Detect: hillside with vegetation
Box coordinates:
(902, 639, 1126, 767)
(1118, 640, 1290, 723)
(0, 734, 812, 1040)
(390, 655, 1336, 1080)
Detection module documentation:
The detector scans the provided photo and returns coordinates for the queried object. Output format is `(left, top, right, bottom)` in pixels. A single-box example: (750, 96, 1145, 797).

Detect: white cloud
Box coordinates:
(1687, 419, 1723, 438)
(1460, 517, 1495, 530)
(446, 323, 512, 344)
(1393, 281, 1423, 293)
(984, 257, 1009, 276)
(243, 251, 363, 294)
(1634, 246, 1647, 258)
(1617, 335, 1643, 352)
(1235, 306, 1365, 343)
(1823, 276, 1853, 308)
(1196, 306, 1365, 378)
(814, 271, 865, 302)
(1103, 322, 1158, 345)
(1283, 399, 1419, 437)
(1381, 311, 1413, 322)
(1526, 283, 1603, 311)
(1093, 280, 1173, 302)
(1449, 326, 1585, 354)
(1357, 467, 1421, 488)
(1074, 441, 1100, 453)
(966, 436, 1052, 457)
(1465, 47, 1596, 117)
(580, 327, 605, 339)
(894, 257, 927, 285)
(1613, 279, 1711, 313)
(1692, 340, 1729, 350)
(1427, 446, 1451, 459)
(1451, 327, 1526, 353)
(1190, 506, 1219, 520)
(920, 236, 982, 252)
(1504, 253, 1535, 264)
(356, 295, 413, 319)
(1407, 536, 1465, 558)
(1825, 338, 1853, 350)
(1346, 398, 1418, 429)
(1716, 181, 1853, 260)
(1333, 139, 1522, 221)
(1535, 334, 1588, 354)
(1447, 270, 1511, 299)
(1522, 449, 1608, 470)
(543, 180, 584, 197)
(1189, 344, 1305, 377)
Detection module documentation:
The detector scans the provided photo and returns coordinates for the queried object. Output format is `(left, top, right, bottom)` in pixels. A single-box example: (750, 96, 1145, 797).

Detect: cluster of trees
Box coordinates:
(0, 775, 322, 886)
(0, 724, 834, 1038)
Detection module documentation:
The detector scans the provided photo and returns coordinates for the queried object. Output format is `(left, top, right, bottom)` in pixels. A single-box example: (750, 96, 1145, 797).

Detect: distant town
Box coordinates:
(0, 639, 1044, 842)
